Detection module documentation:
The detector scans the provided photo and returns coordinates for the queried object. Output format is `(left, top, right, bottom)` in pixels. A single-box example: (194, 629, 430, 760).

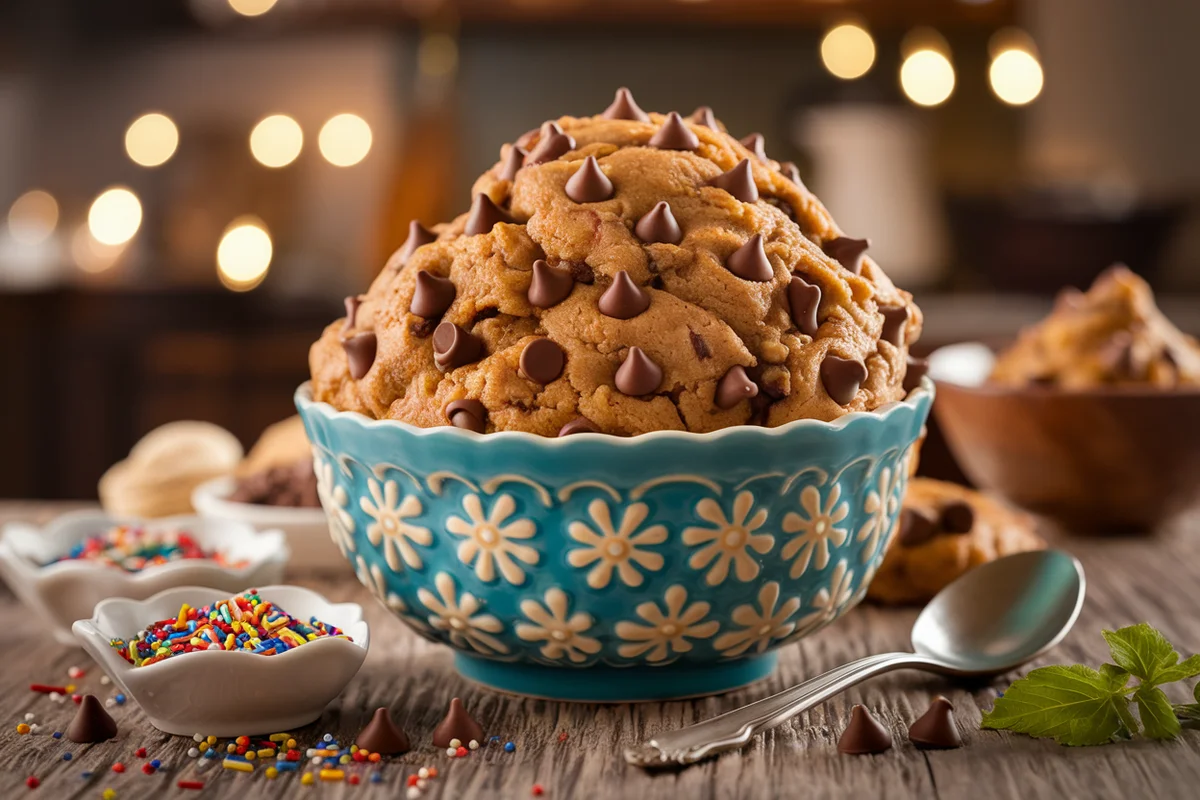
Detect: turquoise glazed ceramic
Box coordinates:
(296, 381, 932, 701)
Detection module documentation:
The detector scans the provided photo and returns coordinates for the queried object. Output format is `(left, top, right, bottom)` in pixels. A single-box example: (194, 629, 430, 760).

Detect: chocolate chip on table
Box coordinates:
(898, 508, 939, 547)
(823, 236, 871, 275)
(67, 695, 118, 744)
(689, 330, 711, 360)
(342, 332, 378, 380)
(715, 365, 759, 409)
(726, 234, 774, 282)
(649, 111, 700, 151)
(525, 131, 577, 166)
(908, 697, 963, 750)
(902, 355, 929, 393)
(343, 294, 364, 331)
(598, 271, 651, 320)
(528, 259, 575, 308)
(558, 416, 599, 437)
(615, 346, 663, 396)
(690, 105, 718, 129)
(788, 274, 822, 336)
(431, 697, 485, 748)
(464, 193, 511, 236)
(740, 132, 768, 162)
(445, 399, 486, 433)
(708, 158, 759, 203)
(634, 201, 683, 245)
(779, 161, 802, 184)
(565, 155, 614, 203)
(411, 271, 457, 319)
(433, 322, 483, 372)
(821, 354, 867, 405)
(939, 501, 975, 535)
(520, 337, 566, 384)
(601, 87, 650, 123)
(392, 220, 437, 269)
(356, 707, 411, 756)
(498, 145, 526, 181)
(838, 705, 893, 755)
(880, 305, 909, 347)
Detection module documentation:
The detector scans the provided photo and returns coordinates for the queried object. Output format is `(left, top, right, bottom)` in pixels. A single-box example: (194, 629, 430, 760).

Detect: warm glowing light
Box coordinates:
(71, 225, 126, 274)
(900, 50, 956, 107)
(820, 24, 876, 80)
(88, 187, 143, 246)
(250, 114, 304, 168)
(227, 0, 278, 17)
(8, 190, 59, 245)
(124, 113, 179, 168)
(318, 114, 373, 167)
(989, 49, 1044, 106)
(217, 217, 272, 291)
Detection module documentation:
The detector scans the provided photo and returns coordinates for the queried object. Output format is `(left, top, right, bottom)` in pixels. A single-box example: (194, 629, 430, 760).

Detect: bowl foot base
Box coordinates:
(453, 652, 779, 702)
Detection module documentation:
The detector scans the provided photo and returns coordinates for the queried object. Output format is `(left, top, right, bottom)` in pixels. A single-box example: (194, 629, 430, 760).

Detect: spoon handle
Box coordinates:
(624, 652, 936, 768)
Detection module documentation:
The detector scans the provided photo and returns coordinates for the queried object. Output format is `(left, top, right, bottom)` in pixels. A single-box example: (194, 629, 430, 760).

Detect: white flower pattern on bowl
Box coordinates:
(713, 581, 802, 657)
(856, 460, 905, 564)
(786, 560, 857, 644)
(614, 585, 720, 663)
(315, 456, 356, 557)
(682, 491, 775, 586)
(566, 500, 667, 589)
(353, 555, 434, 639)
(417, 572, 509, 656)
(515, 587, 601, 664)
(780, 484, 850, 579)
(446, 494, 539, 586)
(360, 478, 431, 572)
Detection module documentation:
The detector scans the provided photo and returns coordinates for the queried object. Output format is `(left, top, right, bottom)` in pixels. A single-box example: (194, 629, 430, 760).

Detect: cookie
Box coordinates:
(867, 478, 1045, 605)
(309, 88, 923, 436)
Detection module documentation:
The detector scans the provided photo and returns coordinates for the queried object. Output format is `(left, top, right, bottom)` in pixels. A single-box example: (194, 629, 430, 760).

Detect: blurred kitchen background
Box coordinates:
(1, 0, 1197, 499)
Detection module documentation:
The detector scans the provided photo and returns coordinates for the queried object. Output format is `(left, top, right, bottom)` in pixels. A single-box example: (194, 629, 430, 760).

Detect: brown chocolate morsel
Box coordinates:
(601, 87, 650, 123)
(525, 132, 577, 166)
(634, 201, 683, 245)
(838, 705, 893, 755)
(393, 220, 437, 269)
(689, 330, 712, 360)
(356, 707, 411, 755)
(528, 259, 575, 308)
(411, 271, 457, 319)
(939, 500, 975, 535)
(559, 417, 599, 436)
(615, 346, 663, 396)
(715, 365, 759, 409)
(342, 332, 378, 380)
(708, 158, 759, 203)
(821, 355, 867, 406)
(779, 161, 802, 184)
(433, 322, 483, 372)
(788, 274, 822, 336)
(565, 155, 615, 203)
(520, 337, 565, 384)
(432, 698, 484, 748)
(823, 236, 871, 275)
(649, 111, 700, 151)
(598, 271, 651, 320)
(464, 193, 511, 236)
(740, 132, 768, 162)
(445, 399, 486, 433)
(908, 697, 963, 749)
(690, 105, 718, 129)
(541, 121, 564, 137)
(898, 508, 939, 547)
(726, 234, 774, 282)
(67, 695, 118, 743)
(902, 355, 929, 393)
(880, 305, 909, 347)
(343, 294, 364, 331)
(498, 145, 526, 181)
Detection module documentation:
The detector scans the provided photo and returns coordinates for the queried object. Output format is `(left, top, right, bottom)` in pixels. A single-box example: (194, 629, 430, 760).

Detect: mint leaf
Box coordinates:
(1154, 654, 1200, 685)
(1135, 686, 1182, 739)
(1196, 681, 1200, 703)
(982, 665, 1129, 746)
(1103, 623, 1185, 685)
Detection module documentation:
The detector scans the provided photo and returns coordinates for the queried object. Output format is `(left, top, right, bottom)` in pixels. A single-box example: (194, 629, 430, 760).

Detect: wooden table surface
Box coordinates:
(2, 503, 1199, 800)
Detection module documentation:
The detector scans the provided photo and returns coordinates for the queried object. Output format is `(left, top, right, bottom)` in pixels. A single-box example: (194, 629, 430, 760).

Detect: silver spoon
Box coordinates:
(626, 549, 1085, 768)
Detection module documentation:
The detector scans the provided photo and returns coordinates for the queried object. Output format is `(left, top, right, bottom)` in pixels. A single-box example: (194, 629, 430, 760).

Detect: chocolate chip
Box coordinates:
(708, 158, 759, 203)
(411, 271, 456, 319)
(541, 121, 564, 137)
(823, 237, 871, 275)
(356, 708, 411, 756)
(821, 354, 867, 405)
(343, 294, 364, 331)
(903, 355, 929, 393)
(470, 307, 500, 326)
(764, 196, 796, 222)
(565, 155, 614, 203)
(525, 131, 577, 166)
(498, 145, 526, 181)
(433, 322, 483, 371)
(838, 706, 892, 755)
(601, 87, 650, 123)
(410, 318, 436, 339)
(649, 111, 700, 151)
(514, 126, 540, 150)
(67, 695, 118, 743)
(690, 105, 718, 129)
(716, 365, 759, 409)
(527, 260, 575, 308)
(908, 697, 962, 750)
(615, 346, 662, 396)
(567, 261, 595, 284)
(689, 330, 711, 360)
(598, 271, 651, 319)
(432, 698, 484, 748)
(342, 332, 378, 380)
(788, 274, 821, 336)
(559, 417, 599, 436)
(392, 221, 437, 269)
(464, 193, 511, 236)
(939, 501, 975, 535)
(634, 201, 683, 244)
(520, 337, 565, 384)
(726, 234, 773, 282)
(898, 508, 938, 547)
(779, 161, 802, 184)
(445, 399, 486, 433)
(880, 305, 909, 347)
(740, 132, 768, 162)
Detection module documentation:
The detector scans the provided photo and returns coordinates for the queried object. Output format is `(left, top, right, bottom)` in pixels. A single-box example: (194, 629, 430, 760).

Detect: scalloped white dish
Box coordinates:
(0, 511, 289, 646)
(73, 584, 369, 736)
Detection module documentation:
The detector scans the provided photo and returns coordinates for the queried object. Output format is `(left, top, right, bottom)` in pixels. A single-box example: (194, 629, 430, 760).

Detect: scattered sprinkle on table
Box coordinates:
(48, 525, 245, 571)
(25, 776, 39, 789)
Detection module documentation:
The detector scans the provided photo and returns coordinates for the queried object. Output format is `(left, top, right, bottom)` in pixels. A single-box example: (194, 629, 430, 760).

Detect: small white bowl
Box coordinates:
(0, 511, 289, 646)
(192, 477, 347, 574)
(73, 584, 369, 736)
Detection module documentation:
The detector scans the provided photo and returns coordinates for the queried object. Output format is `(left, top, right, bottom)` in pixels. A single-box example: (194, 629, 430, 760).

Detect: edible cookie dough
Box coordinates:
(867, 478, 1045, 605)
(311, 89, 923, 435)
(991, 265, 1200, 388)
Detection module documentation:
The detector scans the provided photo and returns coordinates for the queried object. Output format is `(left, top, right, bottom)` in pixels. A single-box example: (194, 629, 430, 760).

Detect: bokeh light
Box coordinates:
(88, 187, 143, 246)
(418, 33, 459, 78)
(900, 50, 956, 107)
(227, 0, 278, 17)
(217, 216, 272, 291)
(989, 49, 1044, 106)
(7, 190, 59, 245)
(250, 114, 304, 168)
(124, 113, 180, 168)
(820, 24, 876, 80)
(318, 114, 373, 167)
(71, 225, 127, 274)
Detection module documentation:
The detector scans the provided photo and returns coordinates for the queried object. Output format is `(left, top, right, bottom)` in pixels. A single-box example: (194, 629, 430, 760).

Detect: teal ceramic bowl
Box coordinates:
(296, 380, 932, 701)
